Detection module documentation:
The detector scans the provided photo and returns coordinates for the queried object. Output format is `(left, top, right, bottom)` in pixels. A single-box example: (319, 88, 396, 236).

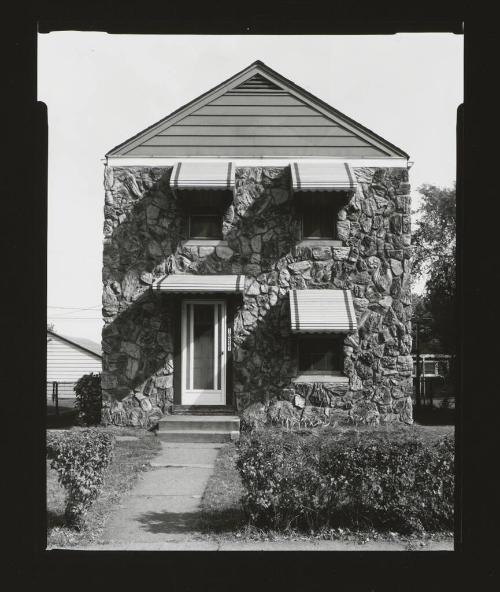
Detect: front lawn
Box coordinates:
(199, 423, 454, 547)
(46, 426, 161, 548)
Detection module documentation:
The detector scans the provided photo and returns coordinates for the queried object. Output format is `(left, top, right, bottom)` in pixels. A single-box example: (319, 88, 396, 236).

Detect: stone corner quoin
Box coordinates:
(101, 165, 413, 427)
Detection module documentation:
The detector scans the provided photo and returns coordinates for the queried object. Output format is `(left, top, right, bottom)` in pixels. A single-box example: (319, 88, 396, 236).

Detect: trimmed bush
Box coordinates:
(236, 428, 454, 533)
(47, 429, 114, 529)
(74, 373, 102, 425)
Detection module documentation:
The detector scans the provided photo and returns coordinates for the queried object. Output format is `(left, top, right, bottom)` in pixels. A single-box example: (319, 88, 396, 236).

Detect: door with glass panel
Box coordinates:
(181, 300, 226, 405)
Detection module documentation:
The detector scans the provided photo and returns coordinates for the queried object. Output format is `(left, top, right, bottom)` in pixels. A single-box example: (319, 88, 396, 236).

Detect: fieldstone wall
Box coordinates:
(101, 165, 413, 427)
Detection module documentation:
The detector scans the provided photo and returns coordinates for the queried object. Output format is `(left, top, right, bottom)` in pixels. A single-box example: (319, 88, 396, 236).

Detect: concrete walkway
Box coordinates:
(101, 442, 222, 545)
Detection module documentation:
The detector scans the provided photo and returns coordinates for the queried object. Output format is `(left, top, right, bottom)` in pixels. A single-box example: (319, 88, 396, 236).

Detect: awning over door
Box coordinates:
(171, 161, 235, 191)
(289, 289, 358, 333)
(290, 162, 356, 192)
(152, 274, 244, 293)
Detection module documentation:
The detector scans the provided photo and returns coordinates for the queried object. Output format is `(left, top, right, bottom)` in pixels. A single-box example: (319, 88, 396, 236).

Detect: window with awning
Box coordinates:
(171, 161, 235, 241)
(291, 162, 356, 242)
(152, 274, 244, 293)
(289, 289, 357, 333)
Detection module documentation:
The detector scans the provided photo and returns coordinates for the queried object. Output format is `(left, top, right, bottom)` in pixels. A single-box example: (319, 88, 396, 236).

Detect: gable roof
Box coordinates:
(106, 60, 409, 159)
(47, 329, 102, 358)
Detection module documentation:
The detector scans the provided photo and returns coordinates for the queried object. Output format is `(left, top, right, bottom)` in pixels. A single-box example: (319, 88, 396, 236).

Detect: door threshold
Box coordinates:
(172, 405, 237, 416)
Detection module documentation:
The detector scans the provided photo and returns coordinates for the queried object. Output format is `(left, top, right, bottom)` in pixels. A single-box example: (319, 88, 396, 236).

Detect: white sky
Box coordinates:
(38, 32, 463, 343)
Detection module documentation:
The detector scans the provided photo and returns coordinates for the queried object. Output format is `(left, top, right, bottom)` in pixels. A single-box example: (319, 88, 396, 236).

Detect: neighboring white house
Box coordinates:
(47, 329, 102, 398)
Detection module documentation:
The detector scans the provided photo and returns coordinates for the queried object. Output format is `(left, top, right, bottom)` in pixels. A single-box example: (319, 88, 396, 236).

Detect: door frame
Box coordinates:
(180, 298, 227, 405)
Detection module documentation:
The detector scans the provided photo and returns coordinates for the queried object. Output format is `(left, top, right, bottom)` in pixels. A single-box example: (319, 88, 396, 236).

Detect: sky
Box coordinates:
(38, 32, 463, 343)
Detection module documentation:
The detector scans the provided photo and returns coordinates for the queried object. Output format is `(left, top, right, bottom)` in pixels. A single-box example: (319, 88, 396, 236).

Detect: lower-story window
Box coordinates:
(189, 213, 222, 240)
(298, 335, 343, 374)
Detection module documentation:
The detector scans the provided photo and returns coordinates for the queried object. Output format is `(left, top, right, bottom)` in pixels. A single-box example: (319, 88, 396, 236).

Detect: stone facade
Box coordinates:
(101, 165, 413, 427)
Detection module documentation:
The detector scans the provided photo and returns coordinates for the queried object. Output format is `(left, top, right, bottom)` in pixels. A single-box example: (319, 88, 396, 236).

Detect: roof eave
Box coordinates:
(47, 329, 103, 359)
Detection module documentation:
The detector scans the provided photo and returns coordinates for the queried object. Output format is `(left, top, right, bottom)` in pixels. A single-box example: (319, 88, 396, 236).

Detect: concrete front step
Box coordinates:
(172, 405, 237, 416)
(157, 430, 239, 443)
(157, 414, 240, 443)
(158, 415, 240, 432)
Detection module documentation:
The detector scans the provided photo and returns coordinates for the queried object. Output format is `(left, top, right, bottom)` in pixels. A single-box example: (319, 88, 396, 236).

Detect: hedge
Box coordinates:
(47, 429, 114, 529)
(236, 428, 454, 533)
(74, 373, 102, 426)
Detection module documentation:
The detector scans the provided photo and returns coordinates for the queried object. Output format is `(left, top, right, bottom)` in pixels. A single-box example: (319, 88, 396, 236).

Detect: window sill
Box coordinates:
(182, 240, 228, 247)
(292, 374, 349, 384)
(298, 240, 343, 247)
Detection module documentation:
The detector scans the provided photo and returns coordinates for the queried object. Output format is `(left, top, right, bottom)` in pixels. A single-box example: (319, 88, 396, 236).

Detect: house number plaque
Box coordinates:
(227, 328, 232, 352)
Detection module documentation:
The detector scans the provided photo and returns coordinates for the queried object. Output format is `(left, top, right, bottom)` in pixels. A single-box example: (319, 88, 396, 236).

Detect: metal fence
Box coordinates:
(46, 381, 77, 416)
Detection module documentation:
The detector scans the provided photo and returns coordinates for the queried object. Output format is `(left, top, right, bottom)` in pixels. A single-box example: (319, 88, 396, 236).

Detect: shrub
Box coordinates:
(47, 429, 114, 529)
(236, 428, 454, 533)
(74, 373, 102, 425)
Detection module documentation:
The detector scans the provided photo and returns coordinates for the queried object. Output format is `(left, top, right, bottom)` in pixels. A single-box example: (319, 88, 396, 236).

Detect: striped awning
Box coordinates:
(152, 274, 244, 293)
(289, 289, 358, 333)
(171, 161, 235, 191)
(290, 162, 356, 192)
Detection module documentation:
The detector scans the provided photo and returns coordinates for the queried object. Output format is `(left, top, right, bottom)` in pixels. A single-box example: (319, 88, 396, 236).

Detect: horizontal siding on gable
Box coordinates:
(142, 136, 371, 147)
(126, 145, 388, 157)
(174, 115, 329, 126)
(157, 125, 354, 137)
(47, 337, 102, 382)
(194, 105, 317, 116)
(208, 95, 307, 106)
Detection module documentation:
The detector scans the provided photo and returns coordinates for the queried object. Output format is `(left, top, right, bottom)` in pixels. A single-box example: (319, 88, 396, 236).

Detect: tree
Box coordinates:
(411, 294, 442, 354)
(412, 184, 456, 354)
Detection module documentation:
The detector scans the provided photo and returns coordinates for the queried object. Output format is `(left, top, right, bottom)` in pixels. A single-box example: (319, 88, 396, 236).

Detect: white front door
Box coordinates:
(181, 300, 226, 405)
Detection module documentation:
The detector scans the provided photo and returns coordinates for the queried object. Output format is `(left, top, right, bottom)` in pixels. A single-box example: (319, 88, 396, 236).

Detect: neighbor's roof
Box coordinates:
(106, 60, 409, 159)
(47, 329, 102, 358)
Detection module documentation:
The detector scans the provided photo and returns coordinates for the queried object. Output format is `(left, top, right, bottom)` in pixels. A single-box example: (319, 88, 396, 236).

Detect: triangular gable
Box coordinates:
(106, 61, 408, 159)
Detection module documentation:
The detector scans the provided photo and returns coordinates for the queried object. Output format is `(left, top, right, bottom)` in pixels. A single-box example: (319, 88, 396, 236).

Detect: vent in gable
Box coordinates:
(227, 74, 285, 95)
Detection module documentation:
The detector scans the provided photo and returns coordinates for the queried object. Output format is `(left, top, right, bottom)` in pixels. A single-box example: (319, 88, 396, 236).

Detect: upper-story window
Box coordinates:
(180, 190, 229, 242)
(302, 207, 336, 240)
(296, 192, 342, 242)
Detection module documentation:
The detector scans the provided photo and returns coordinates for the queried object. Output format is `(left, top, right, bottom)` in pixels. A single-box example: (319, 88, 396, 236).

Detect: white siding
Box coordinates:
(47, 335, 102, 382)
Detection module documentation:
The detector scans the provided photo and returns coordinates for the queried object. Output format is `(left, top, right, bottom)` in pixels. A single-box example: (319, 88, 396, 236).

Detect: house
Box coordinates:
(47, 329, 102, 398)
(101, 60, 413, 428)
(412, 354, 455, 407)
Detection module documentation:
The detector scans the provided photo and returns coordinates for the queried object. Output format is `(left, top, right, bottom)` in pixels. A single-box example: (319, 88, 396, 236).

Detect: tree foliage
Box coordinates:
(74, 373, 102, 425)
(412, 184, 456, 354)
(411, 294, 441, 354)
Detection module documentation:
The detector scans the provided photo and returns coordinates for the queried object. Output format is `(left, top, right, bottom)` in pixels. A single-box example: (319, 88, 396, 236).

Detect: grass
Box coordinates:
(46, 426, 161, 548)
(46, 397, 78, 429)
(198, 422, 454, 546)
(199, 443, 246, 534)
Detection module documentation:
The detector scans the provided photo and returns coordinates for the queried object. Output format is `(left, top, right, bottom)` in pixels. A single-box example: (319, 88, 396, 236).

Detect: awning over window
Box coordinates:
(289, 289, 358, 333)
(171, 161, 235, 191)
(290, 162, 356, 192)
(152, 274, 244, 293)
